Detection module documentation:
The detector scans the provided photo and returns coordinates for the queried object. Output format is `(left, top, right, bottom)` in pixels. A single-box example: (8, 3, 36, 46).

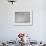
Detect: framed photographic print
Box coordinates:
(15, 11, 33, 26)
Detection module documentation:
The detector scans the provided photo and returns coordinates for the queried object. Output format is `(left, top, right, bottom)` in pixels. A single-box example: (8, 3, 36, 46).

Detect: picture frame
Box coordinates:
(14, 10, 33, 26)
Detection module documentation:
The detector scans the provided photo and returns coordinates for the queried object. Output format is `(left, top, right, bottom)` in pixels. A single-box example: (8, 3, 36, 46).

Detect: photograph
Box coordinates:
(15, 11, 32, 26)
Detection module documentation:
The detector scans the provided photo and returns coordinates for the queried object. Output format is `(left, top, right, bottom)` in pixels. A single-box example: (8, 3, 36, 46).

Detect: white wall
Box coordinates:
(0, 0, 46, 41)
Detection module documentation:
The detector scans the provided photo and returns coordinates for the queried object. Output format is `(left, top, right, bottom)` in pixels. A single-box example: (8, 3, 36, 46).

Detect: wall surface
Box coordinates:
(0, 0, 46, 41)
